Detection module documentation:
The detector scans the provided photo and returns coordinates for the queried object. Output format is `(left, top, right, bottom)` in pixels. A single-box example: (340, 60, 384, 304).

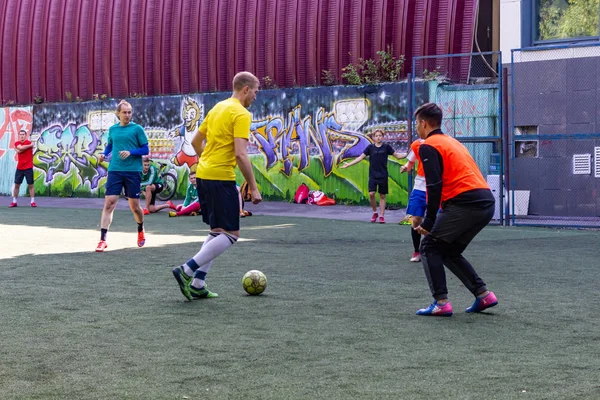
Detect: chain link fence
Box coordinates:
(510, 44, 600, 228)
(411, 52, 504, 224)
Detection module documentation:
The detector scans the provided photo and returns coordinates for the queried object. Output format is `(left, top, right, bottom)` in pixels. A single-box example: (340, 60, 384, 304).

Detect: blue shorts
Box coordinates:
(105, 171, 142, 198)
(406, 189, 426, 217)
(197, 179, 240, 232)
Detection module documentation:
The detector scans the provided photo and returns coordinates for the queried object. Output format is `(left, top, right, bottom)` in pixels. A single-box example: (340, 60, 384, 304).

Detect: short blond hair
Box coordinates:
(116, 99, 132, 113)
(233, 72, 259, 91)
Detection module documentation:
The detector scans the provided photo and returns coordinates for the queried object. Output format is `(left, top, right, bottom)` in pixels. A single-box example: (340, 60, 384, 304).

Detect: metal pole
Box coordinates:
(407, 73, 414, 193)
(509, 49, 516, 226)
(496, 51, 503, 226)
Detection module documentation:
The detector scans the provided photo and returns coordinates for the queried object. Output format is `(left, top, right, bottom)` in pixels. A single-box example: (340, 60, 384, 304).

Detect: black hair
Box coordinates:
(414, 103, 443, 127)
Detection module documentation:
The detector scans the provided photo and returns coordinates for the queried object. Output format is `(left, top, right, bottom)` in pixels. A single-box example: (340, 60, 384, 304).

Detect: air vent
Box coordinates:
(572, 154, 591, 175)
(595, 147, 600, 178)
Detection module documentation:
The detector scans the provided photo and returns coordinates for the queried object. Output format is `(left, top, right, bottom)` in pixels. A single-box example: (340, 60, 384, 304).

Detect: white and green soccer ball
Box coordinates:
(242, 270, 267, 296)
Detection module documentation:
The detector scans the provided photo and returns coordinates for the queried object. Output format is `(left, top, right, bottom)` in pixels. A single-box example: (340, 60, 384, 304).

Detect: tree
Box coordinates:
(538, 0, 599, 41)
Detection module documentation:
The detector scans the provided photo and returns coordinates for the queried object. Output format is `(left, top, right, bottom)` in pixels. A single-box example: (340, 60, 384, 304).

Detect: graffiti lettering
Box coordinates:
(438, 92, 496, 137)
(440, 97, 491, 119)
(443, 119, 474, 136)
(251, 117, 284, 170)
(15, 83, 415, 204)
(34, 123, 107, 189)
(250, 106, 371, 177)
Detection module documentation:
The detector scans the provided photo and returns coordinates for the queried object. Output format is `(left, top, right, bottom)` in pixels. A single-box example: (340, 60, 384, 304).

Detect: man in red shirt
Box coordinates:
(9, 129, 36, 208)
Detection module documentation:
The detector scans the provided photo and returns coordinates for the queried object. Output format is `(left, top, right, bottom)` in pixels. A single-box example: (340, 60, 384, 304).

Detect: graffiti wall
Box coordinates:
(3, 82, 428, 205)
(0, 107, 34, 195)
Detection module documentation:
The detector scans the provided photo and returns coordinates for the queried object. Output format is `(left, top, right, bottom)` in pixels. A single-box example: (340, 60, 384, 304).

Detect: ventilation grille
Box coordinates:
(595, 147, 600, 178)
(572, 154, 591, 175)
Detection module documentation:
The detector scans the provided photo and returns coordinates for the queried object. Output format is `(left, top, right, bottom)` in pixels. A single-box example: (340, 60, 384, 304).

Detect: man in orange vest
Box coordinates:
(413, 103, 498, 317)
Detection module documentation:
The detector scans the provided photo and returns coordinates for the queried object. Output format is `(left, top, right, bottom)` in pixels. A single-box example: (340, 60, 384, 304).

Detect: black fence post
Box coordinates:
(407, 73, 414, 193)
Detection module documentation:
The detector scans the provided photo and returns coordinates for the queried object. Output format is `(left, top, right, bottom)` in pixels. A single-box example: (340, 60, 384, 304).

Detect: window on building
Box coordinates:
(536, 0, 599, 42)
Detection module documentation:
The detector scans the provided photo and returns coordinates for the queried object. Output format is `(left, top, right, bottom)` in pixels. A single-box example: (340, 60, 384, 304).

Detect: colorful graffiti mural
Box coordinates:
(6, 82, 428, 205)
(250, 103, 373, 177)
(168, 97, 203, 170)
(0, 107, 34, 195)
(34, 122, 108, 190)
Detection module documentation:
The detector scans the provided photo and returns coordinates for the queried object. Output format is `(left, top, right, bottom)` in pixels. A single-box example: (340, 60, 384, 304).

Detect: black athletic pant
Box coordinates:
(420, 202, 494, 301)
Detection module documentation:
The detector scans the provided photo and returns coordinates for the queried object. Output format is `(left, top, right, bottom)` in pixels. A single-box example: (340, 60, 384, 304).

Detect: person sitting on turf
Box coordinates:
(141, 157, 175, 214)
(170, 176, 251, 218)
(170, 172, 201, 217)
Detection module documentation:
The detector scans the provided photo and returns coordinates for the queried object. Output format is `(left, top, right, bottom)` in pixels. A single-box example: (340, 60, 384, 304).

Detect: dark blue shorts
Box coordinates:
(368, 177, 388, 194)
(15, 168, 34, 185)
(406, 189, 426, 217)
(197, 179, 240, 232)
(105, 171, 142, 198)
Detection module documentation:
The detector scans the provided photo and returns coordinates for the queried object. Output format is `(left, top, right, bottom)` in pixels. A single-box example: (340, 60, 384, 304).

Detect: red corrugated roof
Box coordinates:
(296, 0, 318, 86)
(255, 0, 276, 86)
(0, 0, 479, 104)
(111, 0, 130, 98)
(78, 0, 98, 99)
(1, 0, 19, 102)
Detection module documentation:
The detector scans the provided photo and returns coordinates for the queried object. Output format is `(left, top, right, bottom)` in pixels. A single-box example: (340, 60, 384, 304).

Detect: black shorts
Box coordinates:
(368, 177, 388, 194)
(105, 171, 142, 198)
(149, 183, 164, 206)
(197, 179, 239, 232)
(15, 168, 34, 185)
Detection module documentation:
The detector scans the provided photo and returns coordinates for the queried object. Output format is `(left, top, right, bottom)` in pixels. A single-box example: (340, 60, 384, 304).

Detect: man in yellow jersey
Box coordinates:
(172, 71, 262, 300)
(413, 103, 498, 317)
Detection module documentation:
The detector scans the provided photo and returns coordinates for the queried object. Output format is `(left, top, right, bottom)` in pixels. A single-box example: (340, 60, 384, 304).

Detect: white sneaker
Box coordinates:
(410, 252, 421, 262)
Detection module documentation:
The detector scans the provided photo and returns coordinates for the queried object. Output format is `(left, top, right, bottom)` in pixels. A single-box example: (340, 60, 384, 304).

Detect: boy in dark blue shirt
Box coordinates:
(340, 129, 406, 223)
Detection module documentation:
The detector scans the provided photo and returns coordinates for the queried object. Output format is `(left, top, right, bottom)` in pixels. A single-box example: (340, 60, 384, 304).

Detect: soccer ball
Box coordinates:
(242, 270, 267, 295)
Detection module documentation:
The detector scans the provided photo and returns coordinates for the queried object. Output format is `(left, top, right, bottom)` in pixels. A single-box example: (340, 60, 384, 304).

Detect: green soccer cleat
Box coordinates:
(172, 266, 192, 301)
(189, 285, 219, 299)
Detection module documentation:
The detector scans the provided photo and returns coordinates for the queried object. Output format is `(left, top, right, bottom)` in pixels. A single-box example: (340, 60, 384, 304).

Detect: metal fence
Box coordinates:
(410, 52, 505, 224)
(510, 43, 600, 228)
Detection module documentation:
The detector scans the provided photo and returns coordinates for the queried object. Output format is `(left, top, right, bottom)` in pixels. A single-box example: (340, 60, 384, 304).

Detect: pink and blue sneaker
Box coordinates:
(416, 301, 453, 316)
(466, 292, 498, 313)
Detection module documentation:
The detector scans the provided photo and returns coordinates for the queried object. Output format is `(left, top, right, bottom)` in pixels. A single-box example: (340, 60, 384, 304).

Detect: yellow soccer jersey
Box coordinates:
(197, 97, 252, 181)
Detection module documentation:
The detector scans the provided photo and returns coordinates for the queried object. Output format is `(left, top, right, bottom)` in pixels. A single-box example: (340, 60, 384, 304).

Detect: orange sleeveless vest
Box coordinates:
(424, 133, 489, 202)
(410, 139, 425, 177)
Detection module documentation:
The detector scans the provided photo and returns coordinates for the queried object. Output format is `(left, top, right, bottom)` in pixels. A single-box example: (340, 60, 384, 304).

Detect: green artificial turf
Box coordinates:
(1, 207, 599, 399)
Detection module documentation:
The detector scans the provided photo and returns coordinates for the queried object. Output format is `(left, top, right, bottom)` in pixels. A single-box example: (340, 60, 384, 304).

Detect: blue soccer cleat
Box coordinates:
(466, 292, 498, 313)
(416, 301, 453, 316)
